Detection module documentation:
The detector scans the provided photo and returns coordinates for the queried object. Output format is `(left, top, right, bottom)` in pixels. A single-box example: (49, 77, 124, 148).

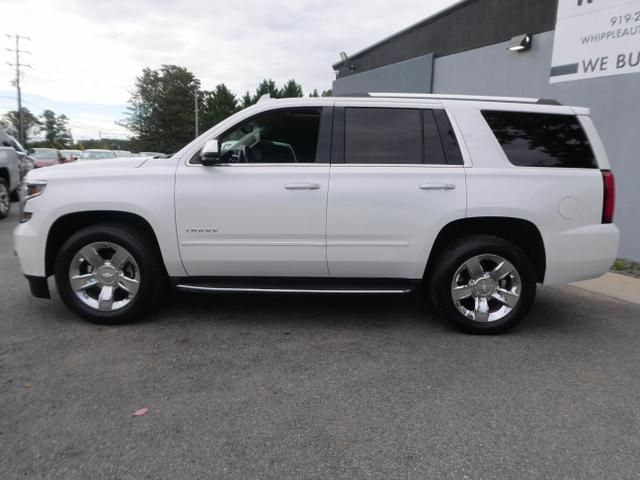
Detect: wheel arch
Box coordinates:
(0, 166, 9, 184)
(425, 216, 546, 283)
(45, 210, 166, 277)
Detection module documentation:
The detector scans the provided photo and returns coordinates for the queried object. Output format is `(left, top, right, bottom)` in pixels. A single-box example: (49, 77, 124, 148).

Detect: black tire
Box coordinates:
(0, 178, 10, 219)
(54, 223, 166, 324)
(428, 235, 537, 334)
(10, 188, 20, 203)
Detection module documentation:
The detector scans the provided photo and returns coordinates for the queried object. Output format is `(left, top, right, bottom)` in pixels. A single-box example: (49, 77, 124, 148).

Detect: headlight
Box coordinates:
(20, 180, 47, 223)
(24, 180, 47, 200)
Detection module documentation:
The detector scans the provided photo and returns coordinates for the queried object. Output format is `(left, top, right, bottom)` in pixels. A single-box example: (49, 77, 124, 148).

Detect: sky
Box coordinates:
(1, 0, 458, 140)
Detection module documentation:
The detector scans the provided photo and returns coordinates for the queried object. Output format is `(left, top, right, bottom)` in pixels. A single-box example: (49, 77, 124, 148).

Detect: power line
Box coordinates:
(0, 95, 49, 113)
(5, 33, 31, 145)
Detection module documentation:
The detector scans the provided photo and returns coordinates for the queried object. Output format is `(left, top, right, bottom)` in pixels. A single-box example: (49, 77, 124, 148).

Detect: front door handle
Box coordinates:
(285, 183, 321, 190)
(419, 183, 456, 191)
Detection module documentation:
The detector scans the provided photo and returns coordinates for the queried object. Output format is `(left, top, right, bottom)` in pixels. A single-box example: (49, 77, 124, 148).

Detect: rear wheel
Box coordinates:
(54, 224, 165, 324)
(428, 235, 536, 334)
(0, 178, 10, 219)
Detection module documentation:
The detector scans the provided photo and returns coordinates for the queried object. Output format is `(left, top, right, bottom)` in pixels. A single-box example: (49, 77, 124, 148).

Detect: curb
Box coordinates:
(570, 272, 640, 305)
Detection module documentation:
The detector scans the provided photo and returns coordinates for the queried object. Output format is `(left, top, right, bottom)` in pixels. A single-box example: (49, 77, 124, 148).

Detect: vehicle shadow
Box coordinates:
(154, 289, 440, 329)
(148, 285, 584, 335)
(33, 281, 616, 337)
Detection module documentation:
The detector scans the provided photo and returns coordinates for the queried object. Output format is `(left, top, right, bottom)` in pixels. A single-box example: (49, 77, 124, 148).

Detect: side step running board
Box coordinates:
(176, 284, 412, 294)
(172, 277, 420, 295)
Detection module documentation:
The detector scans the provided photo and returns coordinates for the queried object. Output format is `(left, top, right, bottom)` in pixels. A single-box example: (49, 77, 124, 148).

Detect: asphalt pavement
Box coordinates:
(1, 204, 639, 480)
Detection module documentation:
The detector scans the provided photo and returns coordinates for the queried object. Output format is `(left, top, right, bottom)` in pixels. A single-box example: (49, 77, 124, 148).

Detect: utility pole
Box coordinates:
(194, 89, 199, 138)
(6, 34, 31, 146)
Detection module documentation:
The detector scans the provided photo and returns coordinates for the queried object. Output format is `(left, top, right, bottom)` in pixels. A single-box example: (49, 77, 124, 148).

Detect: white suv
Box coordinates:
(14, 94, 619, 333)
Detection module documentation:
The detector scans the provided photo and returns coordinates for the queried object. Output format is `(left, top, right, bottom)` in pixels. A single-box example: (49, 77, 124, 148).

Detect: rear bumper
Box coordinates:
(25, 275, 51, 299)
(542, 223, 620, 285)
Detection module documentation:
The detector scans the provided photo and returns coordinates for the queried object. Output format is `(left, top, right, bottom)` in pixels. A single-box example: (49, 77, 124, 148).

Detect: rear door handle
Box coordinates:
(285, 183, 321, 190)
(419, 183, 456, 191)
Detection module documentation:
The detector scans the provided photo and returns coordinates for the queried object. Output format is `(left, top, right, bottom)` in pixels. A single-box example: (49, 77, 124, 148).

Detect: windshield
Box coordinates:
(32, 149, 58, 159)
(80, 151, 115, 160)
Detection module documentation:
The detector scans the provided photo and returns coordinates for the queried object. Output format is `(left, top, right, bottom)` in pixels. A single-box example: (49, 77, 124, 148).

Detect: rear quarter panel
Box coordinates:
(448, 103, 618, 284)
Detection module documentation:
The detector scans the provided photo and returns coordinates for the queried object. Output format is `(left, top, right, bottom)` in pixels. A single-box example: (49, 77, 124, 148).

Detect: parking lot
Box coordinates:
(1, 205, 639, 480)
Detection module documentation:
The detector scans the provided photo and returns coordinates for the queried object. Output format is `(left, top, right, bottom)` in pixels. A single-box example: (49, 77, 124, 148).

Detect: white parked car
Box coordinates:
(79, 149, 117, 160)
(137, 151, 165, 158)
(112, 150, 134, 158)
(13, 94, 619, 333)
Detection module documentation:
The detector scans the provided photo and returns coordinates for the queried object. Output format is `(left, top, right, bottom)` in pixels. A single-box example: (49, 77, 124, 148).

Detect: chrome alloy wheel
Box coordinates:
(0, 182, 9, 216)
(450, 254, 522, 323)
(68, 242, 140, 312)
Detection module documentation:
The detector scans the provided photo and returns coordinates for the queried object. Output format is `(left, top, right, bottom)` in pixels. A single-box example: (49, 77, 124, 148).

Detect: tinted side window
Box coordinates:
(213, 108, 321, 164)
(423, 110, 446, 165)
(482, 110, 597, 168)
(434, 110, 464, 165)
(345, 108, 422, 164)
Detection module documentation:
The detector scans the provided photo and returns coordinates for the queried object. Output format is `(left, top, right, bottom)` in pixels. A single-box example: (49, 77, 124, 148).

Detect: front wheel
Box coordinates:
(428, 235, 537, 334)
(54, 224, 165, 324)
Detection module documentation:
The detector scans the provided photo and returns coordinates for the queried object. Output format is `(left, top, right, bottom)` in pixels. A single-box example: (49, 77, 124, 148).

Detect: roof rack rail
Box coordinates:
(333, 92, 563, 106)
(536, 98, 562, 105)
(257, 93, 272, 103)
(333, 92, 371, 97)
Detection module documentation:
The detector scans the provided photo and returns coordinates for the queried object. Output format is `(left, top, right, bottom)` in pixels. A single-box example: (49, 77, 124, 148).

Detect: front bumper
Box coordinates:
(13, 212, 47, 278)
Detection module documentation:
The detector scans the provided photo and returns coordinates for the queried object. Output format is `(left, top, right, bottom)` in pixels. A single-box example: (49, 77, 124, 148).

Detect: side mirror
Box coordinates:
(200, 140, 223, 166)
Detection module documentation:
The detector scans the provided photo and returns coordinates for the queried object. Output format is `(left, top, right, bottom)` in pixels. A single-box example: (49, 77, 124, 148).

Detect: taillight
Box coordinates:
(601, 170, 615, 224)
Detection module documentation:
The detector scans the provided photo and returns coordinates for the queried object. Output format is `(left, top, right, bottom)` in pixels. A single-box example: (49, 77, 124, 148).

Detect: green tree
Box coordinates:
(253, 79, 280, 102)
(121, 65, 201, 153)
(200, 84, 240, 131)
(309, 89, 319, 98)
(279, 79, 303, 98)
(241, 91, 254, 108)
(41, 110, 57, 144)
(1, 108, 41, 144)
(40, 109, 72, 148)
(321, 89, 333, 97)
(55, 114, 72, 147)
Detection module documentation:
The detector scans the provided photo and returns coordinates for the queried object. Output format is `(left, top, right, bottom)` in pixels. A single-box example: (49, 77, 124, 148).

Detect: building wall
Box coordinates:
(332, 54, 433, 95)
(433, 30, 640, 260)
(334, 0, 558, 79)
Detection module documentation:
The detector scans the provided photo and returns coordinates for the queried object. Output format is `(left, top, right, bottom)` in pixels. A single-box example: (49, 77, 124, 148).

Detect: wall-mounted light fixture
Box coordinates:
(507, 34, 532, 52)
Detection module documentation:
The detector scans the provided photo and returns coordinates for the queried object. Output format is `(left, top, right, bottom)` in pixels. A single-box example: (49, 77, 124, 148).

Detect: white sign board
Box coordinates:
(550, 0, 640, 83)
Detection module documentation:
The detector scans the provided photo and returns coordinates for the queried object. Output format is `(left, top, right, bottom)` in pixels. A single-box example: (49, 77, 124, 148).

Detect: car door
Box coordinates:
(327, 103, 468, 279)
(175, 106, 332, 277)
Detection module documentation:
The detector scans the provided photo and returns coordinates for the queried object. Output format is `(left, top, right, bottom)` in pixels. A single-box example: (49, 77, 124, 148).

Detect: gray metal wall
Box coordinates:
(334, 0, 558, 79)
(433, 30, 640, 260)
(333, 54, 434, 96)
